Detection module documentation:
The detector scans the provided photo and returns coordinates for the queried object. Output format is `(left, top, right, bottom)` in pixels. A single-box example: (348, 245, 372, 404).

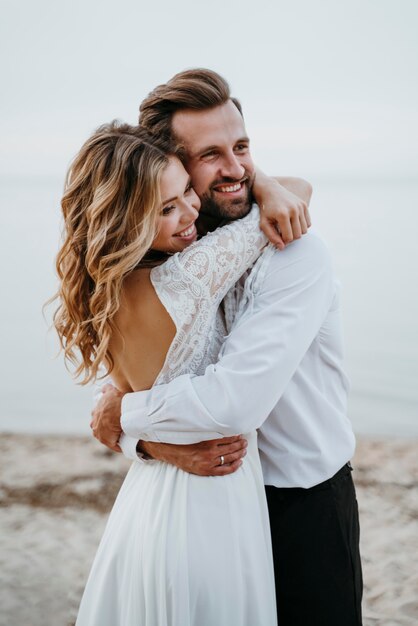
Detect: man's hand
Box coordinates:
(90, 384, 124, 452)
(139, 436, 248, 476)
(253, 170, 312, 250)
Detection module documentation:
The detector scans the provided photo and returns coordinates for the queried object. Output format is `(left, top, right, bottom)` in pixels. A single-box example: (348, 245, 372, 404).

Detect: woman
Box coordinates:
(53, 121, 276, 625)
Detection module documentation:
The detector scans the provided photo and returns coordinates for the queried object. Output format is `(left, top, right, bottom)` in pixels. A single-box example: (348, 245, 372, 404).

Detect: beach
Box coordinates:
(0, 434, 416, 625)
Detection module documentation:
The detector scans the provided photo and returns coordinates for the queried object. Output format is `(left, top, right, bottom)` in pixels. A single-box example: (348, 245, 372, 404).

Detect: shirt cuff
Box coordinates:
(121, 390, 161, 441)
(118, 433, 149, 463)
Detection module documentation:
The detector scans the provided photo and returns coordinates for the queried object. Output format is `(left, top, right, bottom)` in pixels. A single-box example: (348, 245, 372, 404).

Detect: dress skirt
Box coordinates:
(76, 431, 277, 626)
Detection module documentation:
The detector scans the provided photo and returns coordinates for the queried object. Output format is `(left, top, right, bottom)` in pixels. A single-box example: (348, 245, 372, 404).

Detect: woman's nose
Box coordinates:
(180, 193, 200, 223)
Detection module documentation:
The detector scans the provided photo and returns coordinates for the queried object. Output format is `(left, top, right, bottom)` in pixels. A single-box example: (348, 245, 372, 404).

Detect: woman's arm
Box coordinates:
(274, 176, 313, 205)
(252, 169, 312, 249)
(164, 205, 267, 305)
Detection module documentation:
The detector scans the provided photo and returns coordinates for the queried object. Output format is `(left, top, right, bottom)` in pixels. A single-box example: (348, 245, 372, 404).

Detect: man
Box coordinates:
(92, 69, 362, 626)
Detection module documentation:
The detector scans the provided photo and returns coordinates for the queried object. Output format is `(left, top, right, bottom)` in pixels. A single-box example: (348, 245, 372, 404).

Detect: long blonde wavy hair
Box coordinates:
(52, 121, 176, 384)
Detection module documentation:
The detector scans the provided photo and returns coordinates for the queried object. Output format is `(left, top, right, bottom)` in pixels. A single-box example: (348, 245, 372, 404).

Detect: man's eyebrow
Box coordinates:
(161, 177, 192, 206)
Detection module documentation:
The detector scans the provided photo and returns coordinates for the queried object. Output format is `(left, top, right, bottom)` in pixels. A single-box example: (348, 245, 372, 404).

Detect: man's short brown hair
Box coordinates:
(139, 68, 242, 139)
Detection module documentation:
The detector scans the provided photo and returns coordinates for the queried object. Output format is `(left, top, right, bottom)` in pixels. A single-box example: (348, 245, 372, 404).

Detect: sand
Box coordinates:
(0, 434, 417, 626)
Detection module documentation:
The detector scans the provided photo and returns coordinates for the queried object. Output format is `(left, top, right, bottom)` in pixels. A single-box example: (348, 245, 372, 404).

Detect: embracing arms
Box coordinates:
(121, 234, 334, 441)
(91, 173, 314, 469)
(92, 234, 334, 473)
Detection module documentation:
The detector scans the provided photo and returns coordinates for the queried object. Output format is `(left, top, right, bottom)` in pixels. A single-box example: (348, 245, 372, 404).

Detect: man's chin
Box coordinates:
(220, 199, 252, 220)
(201, 193, 252, 221)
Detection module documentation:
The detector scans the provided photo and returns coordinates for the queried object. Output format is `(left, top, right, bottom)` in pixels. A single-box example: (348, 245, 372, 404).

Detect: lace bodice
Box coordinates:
(150, 206, 267, 385)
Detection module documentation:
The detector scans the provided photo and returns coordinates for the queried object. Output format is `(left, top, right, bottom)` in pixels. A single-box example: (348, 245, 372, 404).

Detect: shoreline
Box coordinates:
(1, 434, 417, 625)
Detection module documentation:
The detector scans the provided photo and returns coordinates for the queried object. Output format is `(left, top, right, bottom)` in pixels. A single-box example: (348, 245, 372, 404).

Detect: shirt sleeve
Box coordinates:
(121, 233, 335, 442)
(118, 433, 149, 462)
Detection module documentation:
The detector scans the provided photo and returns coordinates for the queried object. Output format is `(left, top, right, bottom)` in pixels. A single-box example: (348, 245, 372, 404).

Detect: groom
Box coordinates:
(92, 69, 363, 625)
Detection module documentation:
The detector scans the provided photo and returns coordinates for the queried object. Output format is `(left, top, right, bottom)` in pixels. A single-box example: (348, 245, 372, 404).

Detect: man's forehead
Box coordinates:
(172, 101, 248, 156)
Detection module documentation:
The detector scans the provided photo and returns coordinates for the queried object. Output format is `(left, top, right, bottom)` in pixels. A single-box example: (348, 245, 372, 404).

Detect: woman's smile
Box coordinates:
(174, 223, 197, 240)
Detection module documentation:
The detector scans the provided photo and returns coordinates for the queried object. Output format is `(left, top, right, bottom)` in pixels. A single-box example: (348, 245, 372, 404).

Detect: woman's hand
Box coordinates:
(253, 169, 312, 250)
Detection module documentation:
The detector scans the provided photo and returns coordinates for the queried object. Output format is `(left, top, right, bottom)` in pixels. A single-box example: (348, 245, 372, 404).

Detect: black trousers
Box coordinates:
(265, 464, 363, 626)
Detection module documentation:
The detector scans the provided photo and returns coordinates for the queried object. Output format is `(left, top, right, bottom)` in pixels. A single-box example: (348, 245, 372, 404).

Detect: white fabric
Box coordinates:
(121, 229, 356, 489)
(77, 208, 277, 626)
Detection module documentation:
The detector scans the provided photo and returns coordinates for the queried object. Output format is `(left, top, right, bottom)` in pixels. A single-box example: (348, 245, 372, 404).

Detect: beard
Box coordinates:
(199, 172, 255, 221)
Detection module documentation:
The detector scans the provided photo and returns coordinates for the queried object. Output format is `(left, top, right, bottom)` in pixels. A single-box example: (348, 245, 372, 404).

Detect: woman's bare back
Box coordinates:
(108, 269, 176, 393)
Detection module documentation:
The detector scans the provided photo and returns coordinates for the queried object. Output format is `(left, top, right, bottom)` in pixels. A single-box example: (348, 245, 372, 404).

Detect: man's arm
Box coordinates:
(92, 389, 249, 476)
(121, 233, 334, 442)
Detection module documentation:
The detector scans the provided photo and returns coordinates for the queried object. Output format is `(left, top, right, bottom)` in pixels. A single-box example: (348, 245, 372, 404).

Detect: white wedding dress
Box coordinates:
(76, 207, 277, 626)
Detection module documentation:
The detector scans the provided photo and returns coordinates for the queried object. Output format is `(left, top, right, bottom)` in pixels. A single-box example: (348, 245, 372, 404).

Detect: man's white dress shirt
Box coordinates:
(120, 231, 356, 488)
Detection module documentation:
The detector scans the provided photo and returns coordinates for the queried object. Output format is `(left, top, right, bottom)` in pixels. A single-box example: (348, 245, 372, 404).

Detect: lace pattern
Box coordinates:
(150, 206, 266, 385)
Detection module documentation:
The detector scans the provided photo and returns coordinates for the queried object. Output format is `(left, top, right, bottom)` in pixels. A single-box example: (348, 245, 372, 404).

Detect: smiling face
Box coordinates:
(151, 156, 201, 254)
(171, 100, 255, 220)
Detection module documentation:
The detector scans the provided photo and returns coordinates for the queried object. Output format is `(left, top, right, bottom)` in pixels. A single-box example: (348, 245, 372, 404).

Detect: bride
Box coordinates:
(54, 121, 282, 625)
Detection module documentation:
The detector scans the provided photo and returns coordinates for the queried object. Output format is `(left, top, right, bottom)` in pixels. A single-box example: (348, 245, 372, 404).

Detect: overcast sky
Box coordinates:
(1, 0, 417, 179)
